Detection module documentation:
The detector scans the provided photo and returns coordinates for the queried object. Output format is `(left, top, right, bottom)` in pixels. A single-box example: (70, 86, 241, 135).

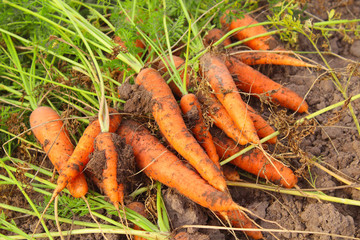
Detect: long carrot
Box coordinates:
(197, 92, 248, 145)
(135, 68, 226, 192)
(233, 51, 314, 67)
(225, 56, 309, 113)
(212, 131, 297, 188)
(180, 93, 220, 167)
(220, 12, 281, 51)
(200, 52, 259, 144)
(157, 55, 190, 98)
(55, 109, 122, 197)
(29, 106, 88, 198)
(246, 104, 277, 144)
(93, 132, 125, 208)
(117, 119, 263, 239)
(204, 28, 232, 48)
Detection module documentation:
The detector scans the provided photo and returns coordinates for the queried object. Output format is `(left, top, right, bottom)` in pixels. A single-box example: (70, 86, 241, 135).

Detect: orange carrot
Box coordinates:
(225, 56, 309, 113)
(135, 68, 226, 192)
(233, 51, 313, 67)
(212, 131, 297, 188)
(200, 52, 259, 144)
(220, 12, 281, 51)
(180, 93, 220, 167)
(93, 132, 125, 208)
(246, 104, 277, 144)
(127, 202, 148, 240)
(222, 165, 241, 182)
(117, 119, 263, 239)
(157, 55, 190, 98)
(197, 92, 248, 145)
(29, 106, 88, 198)
(55, 109, 122, 197)
(204, 28, 232, 48)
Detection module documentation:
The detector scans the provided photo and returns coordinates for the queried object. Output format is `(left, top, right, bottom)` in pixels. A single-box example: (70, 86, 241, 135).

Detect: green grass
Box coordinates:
(1, 0, 360, 239)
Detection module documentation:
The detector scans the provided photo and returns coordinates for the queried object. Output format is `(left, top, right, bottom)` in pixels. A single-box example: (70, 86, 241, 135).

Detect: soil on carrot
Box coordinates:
(118, 81, 153, 114)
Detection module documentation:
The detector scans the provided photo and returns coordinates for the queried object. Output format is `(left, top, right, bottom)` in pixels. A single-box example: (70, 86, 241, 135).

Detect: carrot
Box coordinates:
(220, 12, 281, 51)
(225, 56, 309, 113)
(117, 119, 262, 239)
(197, 92, 248, 145)
(233, 51, 313, 67)
(200, 52, 260, 144)
(180, 93, 219, 167)
(157, 55, 190, 98)
(212, 131, 297, 188)
(222, 165, 241, 182)
(127, 202, 148, 240)
(55, 109, 122, 197)
(204, 28, 232, 48)
(135, 68, 226, 192)
(29, 106, 88, 198)
(93, 132, 125, 208)
(246, 104, 277, 144)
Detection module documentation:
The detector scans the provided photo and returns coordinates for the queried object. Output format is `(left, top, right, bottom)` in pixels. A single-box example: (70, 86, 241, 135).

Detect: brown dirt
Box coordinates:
(118, 81, 153, 115)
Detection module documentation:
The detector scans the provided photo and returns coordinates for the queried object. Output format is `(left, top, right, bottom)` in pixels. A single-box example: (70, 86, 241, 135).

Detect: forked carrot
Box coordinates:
(233, 51, 314, 67)
(180, 93, 220, 167)
(117, 119, 263, 239)
(197, 92, 248, 145)
(212, 131, 297, 188)
(225, 56, 309, 113)
(157, 55, 190, 98)
(246, 104, 277, 144)
(29, 106, 88, 198)
(220, 11, 281, 51)
(135, 68, 226, 192)
(204, 28, 232, 48)
(200, 52, 260, 144)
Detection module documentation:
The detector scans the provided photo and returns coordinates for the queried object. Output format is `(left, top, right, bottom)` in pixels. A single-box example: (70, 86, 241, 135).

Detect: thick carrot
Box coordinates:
(93, 132, 124, 208)
(225, 56, 309, 113)
(220, 12, 281, 51)
(29, 106, 88, 198)
(204, 28, 232, 48)
(55, 109, 122, 197)
(212, 131, 297, 188)
(200, 52, 260, 144)
(246, 104, 277, 144)
(157, 55, 190, 98)
(233, 51, 313, 67)
(116, 119, 262, 239)
(197, 92, 248, 145)
(135, 68, 226, 192)
(180, 93, 220, 167)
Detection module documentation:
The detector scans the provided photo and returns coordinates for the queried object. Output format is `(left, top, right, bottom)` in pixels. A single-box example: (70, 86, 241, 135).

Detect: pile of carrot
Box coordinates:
(27, 8, 314, 240)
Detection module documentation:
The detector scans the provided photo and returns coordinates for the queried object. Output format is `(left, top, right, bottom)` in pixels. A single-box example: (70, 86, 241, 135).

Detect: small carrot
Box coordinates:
(127, 202, 148, 240)
(55, 109, 122, 198)
(200, 52, 260, 144)
(225, 56, 309, 113)
(246, 104, 277, 144)
(93, 132, 125, 208)
(157, 55, 190, 98)
(233, 51, 313, 67)
(212, 131, 298, 188)
(222, 165, 241, 182)
(135, 68, 226, 192)
(197, 92, 248, 145)
(180, 93, 220, 167)
(204, 28, 232, 48)
(117, 119, 262, 239)
(29, 106, 88, 198)
(220, 11, 281, 51)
